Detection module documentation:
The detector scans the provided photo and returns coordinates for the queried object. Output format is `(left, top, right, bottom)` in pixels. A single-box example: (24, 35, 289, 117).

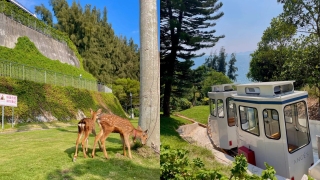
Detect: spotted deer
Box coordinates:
(73, 108, 102, 162)
(91, 113, 148, 159)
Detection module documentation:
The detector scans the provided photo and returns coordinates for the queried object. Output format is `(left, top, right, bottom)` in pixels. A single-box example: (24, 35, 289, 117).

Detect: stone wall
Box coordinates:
(0, 13, 80, 67)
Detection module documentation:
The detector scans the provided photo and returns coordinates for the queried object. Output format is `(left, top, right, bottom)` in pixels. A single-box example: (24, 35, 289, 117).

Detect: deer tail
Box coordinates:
(78, 122, 85, 134)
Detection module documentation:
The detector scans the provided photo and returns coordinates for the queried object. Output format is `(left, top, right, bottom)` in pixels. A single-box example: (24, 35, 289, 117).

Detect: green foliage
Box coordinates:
(161, 146, 279, 180)
(247, 16, 296, 83)
(202, 71, 232, 97)
(260, 163, 277, 180)
(112, 78, 140, 111)
(217, 47, 227, 75)
(205, 52, 219, 71)
(0, 36, 95, 80)
(48, 0, 140, 84)
(171, 98, 192, 112)
(227, 53, 238, 81)
(160, 145, 228, 180)
(35, 4, 53, 27)
(160, 0, 225, 116)
(0, 76, 126, 123)
(0, 0, 85, 69)
(201, 97, 209, 105)
(230, 154, 248, 180)
(160, 145, 191, 179)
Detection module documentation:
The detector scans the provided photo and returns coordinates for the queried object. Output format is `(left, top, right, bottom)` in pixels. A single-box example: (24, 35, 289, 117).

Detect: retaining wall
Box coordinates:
(0, 13, 80, 67)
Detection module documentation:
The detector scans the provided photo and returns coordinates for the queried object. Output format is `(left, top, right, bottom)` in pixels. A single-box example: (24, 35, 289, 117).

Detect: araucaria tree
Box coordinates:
(160, 0, 224, 117)
(227, 53, 238, 81)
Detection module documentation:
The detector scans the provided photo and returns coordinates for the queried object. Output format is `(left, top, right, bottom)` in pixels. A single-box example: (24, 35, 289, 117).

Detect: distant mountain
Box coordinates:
(192, 51, 254, 84)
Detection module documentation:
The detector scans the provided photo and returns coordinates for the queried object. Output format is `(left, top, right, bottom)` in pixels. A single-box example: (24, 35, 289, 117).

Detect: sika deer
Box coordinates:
(73, 108, 102, 162)
(91, 114, 148, 159)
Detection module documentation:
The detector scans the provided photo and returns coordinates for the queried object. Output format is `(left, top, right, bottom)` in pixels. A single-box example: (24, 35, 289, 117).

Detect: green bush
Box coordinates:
(201, 97, 209, 105)
(171, 98, 192, 112)
(133, 107, 140, 117)
(161, 145, 279, 180)
(0, 76, 126, 123)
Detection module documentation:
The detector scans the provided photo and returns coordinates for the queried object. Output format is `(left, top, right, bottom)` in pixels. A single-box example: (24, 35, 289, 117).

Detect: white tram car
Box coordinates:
(233, 81, 313, 180)
(208, 84, 237, 150)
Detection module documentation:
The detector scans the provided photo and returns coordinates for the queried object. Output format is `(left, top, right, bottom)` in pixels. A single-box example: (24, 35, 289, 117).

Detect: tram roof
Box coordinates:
(232, 81, 309, 104)
(211, 84, 236, 92)
(235, 81, 296, 97)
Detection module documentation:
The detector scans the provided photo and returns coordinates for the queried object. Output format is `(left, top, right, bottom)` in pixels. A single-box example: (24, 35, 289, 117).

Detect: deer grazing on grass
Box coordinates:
(91, 113, 148, 159)
(73, 108, 102, 162)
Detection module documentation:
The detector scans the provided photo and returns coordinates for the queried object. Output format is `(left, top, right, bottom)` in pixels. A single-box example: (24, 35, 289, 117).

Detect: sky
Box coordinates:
(198, 0, 284, 55)
(17, 0, 156, 47)
(17, 0, 283, 55)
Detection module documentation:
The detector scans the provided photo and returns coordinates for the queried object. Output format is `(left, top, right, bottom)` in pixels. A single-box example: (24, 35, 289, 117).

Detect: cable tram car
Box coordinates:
(208, 84, 237, 150)
(233, 81, 313, 180)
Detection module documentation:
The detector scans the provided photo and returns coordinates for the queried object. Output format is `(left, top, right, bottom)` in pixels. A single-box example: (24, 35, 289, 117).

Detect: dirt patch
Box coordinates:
(308, 97, 320, 120)
(136, 146, 160, 158)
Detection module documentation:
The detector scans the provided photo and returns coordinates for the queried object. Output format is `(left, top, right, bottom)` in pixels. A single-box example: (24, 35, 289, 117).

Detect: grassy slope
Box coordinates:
(0, 76, 126, 124)
(0, 120, 159, 180)
(175, 105, 209, 125)
(0, 37, 94, 80)
(160, 114, 231, 177)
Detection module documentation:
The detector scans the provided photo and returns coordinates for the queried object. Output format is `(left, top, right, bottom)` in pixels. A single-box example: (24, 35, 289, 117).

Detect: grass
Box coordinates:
(160, 114, 232, 177)
(0, 120, 159, 180)
(175, 105, 210, 125)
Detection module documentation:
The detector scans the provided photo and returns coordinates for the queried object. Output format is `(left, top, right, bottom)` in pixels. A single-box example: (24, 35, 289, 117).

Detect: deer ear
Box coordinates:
(137, 126, 142, 130)
(90, 108, 93, 114)
(97, 108, 102, 114)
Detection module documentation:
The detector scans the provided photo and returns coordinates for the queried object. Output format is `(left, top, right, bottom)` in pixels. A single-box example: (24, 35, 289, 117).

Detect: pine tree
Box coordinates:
(160, 0, 224, 117)
(227, 53, 238, 81)
(217, 46, 227, 75)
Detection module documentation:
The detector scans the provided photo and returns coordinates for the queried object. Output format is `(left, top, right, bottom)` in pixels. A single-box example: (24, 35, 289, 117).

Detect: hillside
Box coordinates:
(0, 76, 126, 124)
(0, 36, 95, 80)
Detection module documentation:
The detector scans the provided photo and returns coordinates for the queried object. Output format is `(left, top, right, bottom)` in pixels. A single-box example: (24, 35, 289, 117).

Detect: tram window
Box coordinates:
(271, 110, 279, 120)
(239, 106, 260, 136)
(210, 99, 216, 117)
(284, 101, 310, 153)
(227, 98, 235, 127)
(217, 99, 224, 118)
(263, 109, 280, 140)
(284, 105, 293, 123)
(233, 103, 238, 127)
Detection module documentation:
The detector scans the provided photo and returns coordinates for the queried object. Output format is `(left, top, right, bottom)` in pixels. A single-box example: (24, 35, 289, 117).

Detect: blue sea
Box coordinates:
(192, 51, 253, 84)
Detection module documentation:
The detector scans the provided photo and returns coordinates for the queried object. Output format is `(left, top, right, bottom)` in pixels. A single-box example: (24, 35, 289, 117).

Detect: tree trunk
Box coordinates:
(139, 0, 160, 153)
(163, 79, 172, 117)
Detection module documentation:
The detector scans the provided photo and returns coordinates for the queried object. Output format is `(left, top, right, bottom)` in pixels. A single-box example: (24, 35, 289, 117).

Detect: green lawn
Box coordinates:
(175, 105, 209, 125)
(160, 114, 231, 177)
(0, 120, 159, 180)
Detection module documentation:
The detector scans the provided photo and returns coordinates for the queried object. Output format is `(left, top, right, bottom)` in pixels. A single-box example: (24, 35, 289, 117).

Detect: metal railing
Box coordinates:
(0, 60, 98, 91)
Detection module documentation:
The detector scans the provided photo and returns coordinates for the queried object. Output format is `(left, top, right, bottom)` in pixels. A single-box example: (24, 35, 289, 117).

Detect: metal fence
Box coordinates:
(0, 60, 98, 91)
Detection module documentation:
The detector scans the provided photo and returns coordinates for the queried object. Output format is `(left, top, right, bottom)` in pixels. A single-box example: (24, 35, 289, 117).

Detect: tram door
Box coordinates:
(284, 101, 313, 179)
(262, 107, 286, 177)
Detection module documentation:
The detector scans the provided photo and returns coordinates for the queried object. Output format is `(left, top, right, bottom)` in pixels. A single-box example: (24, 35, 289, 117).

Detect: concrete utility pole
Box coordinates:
(139, 0, 160, 153)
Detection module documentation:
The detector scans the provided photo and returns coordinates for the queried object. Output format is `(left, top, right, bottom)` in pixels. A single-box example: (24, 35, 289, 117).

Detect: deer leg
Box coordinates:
(120, 134, 126, 157)
(91, 129, 103, 158)
(124, 135, 132, 159)
(100, 130, 112, 159)
(92, 129, 102, 151)
(81, 130, 90, 158)
(73, 132, 83, 162)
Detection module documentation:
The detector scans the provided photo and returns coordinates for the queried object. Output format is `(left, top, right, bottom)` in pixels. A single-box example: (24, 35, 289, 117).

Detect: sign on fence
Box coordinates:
(0, 93, 17, 107)
(0, 93, 17, 129)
